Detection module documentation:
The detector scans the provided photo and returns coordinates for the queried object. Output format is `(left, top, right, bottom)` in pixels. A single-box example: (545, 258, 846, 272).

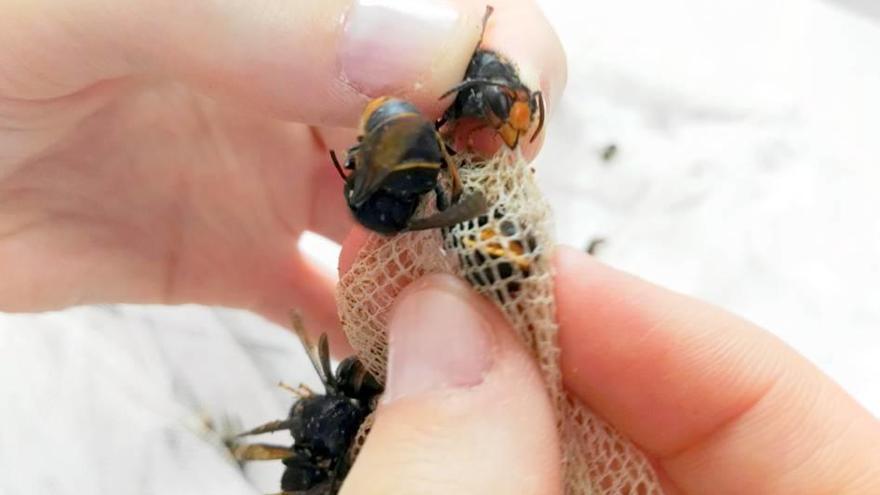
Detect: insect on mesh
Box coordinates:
(337, 149, 663, 494)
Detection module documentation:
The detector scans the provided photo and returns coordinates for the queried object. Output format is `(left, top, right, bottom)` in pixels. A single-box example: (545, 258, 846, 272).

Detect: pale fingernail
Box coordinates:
(383, 274, 493, 403)
(340, 0, 466, 96)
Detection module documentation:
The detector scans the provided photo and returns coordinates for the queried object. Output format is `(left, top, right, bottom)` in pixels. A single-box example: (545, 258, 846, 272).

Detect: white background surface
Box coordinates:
(1, 1, 878, 494)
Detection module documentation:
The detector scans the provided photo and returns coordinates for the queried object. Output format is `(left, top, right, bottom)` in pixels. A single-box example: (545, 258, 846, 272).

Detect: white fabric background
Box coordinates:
(1, 1, 877, 494)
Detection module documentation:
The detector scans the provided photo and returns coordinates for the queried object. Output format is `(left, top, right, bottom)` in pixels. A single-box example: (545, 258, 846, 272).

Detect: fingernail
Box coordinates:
(383, 274, 493, 403)
(340, 0, 464, 96)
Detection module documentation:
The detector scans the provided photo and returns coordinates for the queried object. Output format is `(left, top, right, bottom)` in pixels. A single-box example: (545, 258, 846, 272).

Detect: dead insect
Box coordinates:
(331, 97, 486, 235)
(444, 207, 538, 303)
(232, 314, 382, 495)
(600, 144, 618, 163)
(585, 237, 606, 256)
(438, 6, 545, 149)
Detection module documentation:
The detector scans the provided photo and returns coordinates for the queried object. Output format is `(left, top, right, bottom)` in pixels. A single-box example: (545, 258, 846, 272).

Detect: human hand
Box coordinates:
(0, 0, 565, 341)
(341, 247, 880, 494)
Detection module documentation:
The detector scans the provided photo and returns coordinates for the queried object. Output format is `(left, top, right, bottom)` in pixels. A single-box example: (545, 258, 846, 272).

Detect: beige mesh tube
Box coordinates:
(337, 150, 663, 494)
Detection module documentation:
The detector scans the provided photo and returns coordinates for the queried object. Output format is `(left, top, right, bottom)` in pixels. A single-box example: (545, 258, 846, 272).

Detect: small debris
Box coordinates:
(600, 143, 619, 163)
(585, 238, 607, 256)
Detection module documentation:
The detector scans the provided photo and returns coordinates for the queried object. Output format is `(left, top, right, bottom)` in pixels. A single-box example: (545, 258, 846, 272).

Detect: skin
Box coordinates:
(0, 0, 560, 345)
(2, 0, 877, 493)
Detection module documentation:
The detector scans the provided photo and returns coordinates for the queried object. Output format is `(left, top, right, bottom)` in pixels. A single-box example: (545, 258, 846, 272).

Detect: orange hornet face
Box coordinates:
(498, 97, 533, 148)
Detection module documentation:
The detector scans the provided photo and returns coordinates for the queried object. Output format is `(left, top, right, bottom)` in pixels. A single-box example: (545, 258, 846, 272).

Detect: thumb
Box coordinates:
(1, 0, 485, 124)
(341, 274, 562, 495)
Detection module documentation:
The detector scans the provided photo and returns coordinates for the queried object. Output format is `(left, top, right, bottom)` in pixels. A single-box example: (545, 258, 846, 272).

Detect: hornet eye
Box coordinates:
(485, 86, 511, 119)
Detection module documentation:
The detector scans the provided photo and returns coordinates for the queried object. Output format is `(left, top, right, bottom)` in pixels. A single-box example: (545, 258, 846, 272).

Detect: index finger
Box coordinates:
(2, 0, 564, 129)
(555, 247, 880, 493)
(316, 0, 566, 162)
(339, 0, 567, 124)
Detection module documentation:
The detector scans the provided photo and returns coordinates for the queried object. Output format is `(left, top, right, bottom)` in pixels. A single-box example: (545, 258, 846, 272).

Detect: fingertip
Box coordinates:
(554, 246, 777, 455)
(553, 245, 880, 494)
(342, 272, 562, 494)
(338, 0, 567, 126)
(338, 0, 486, 120)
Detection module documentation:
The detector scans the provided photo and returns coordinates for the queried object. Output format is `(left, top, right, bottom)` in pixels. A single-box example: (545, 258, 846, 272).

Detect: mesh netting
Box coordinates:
(337, 149, 662, 495)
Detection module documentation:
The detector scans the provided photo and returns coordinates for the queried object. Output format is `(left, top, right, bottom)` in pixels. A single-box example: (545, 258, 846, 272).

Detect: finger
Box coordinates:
(342, 274, 561, 494)
(307, 168, 354, 244)
(251, 250, 347, 352)
(0, 0, 478, 126)
(338, 225, 370, 276)
(1, 1, 565, 127)
(555, 246, 880, 494)
(305, 127, 357, 243)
